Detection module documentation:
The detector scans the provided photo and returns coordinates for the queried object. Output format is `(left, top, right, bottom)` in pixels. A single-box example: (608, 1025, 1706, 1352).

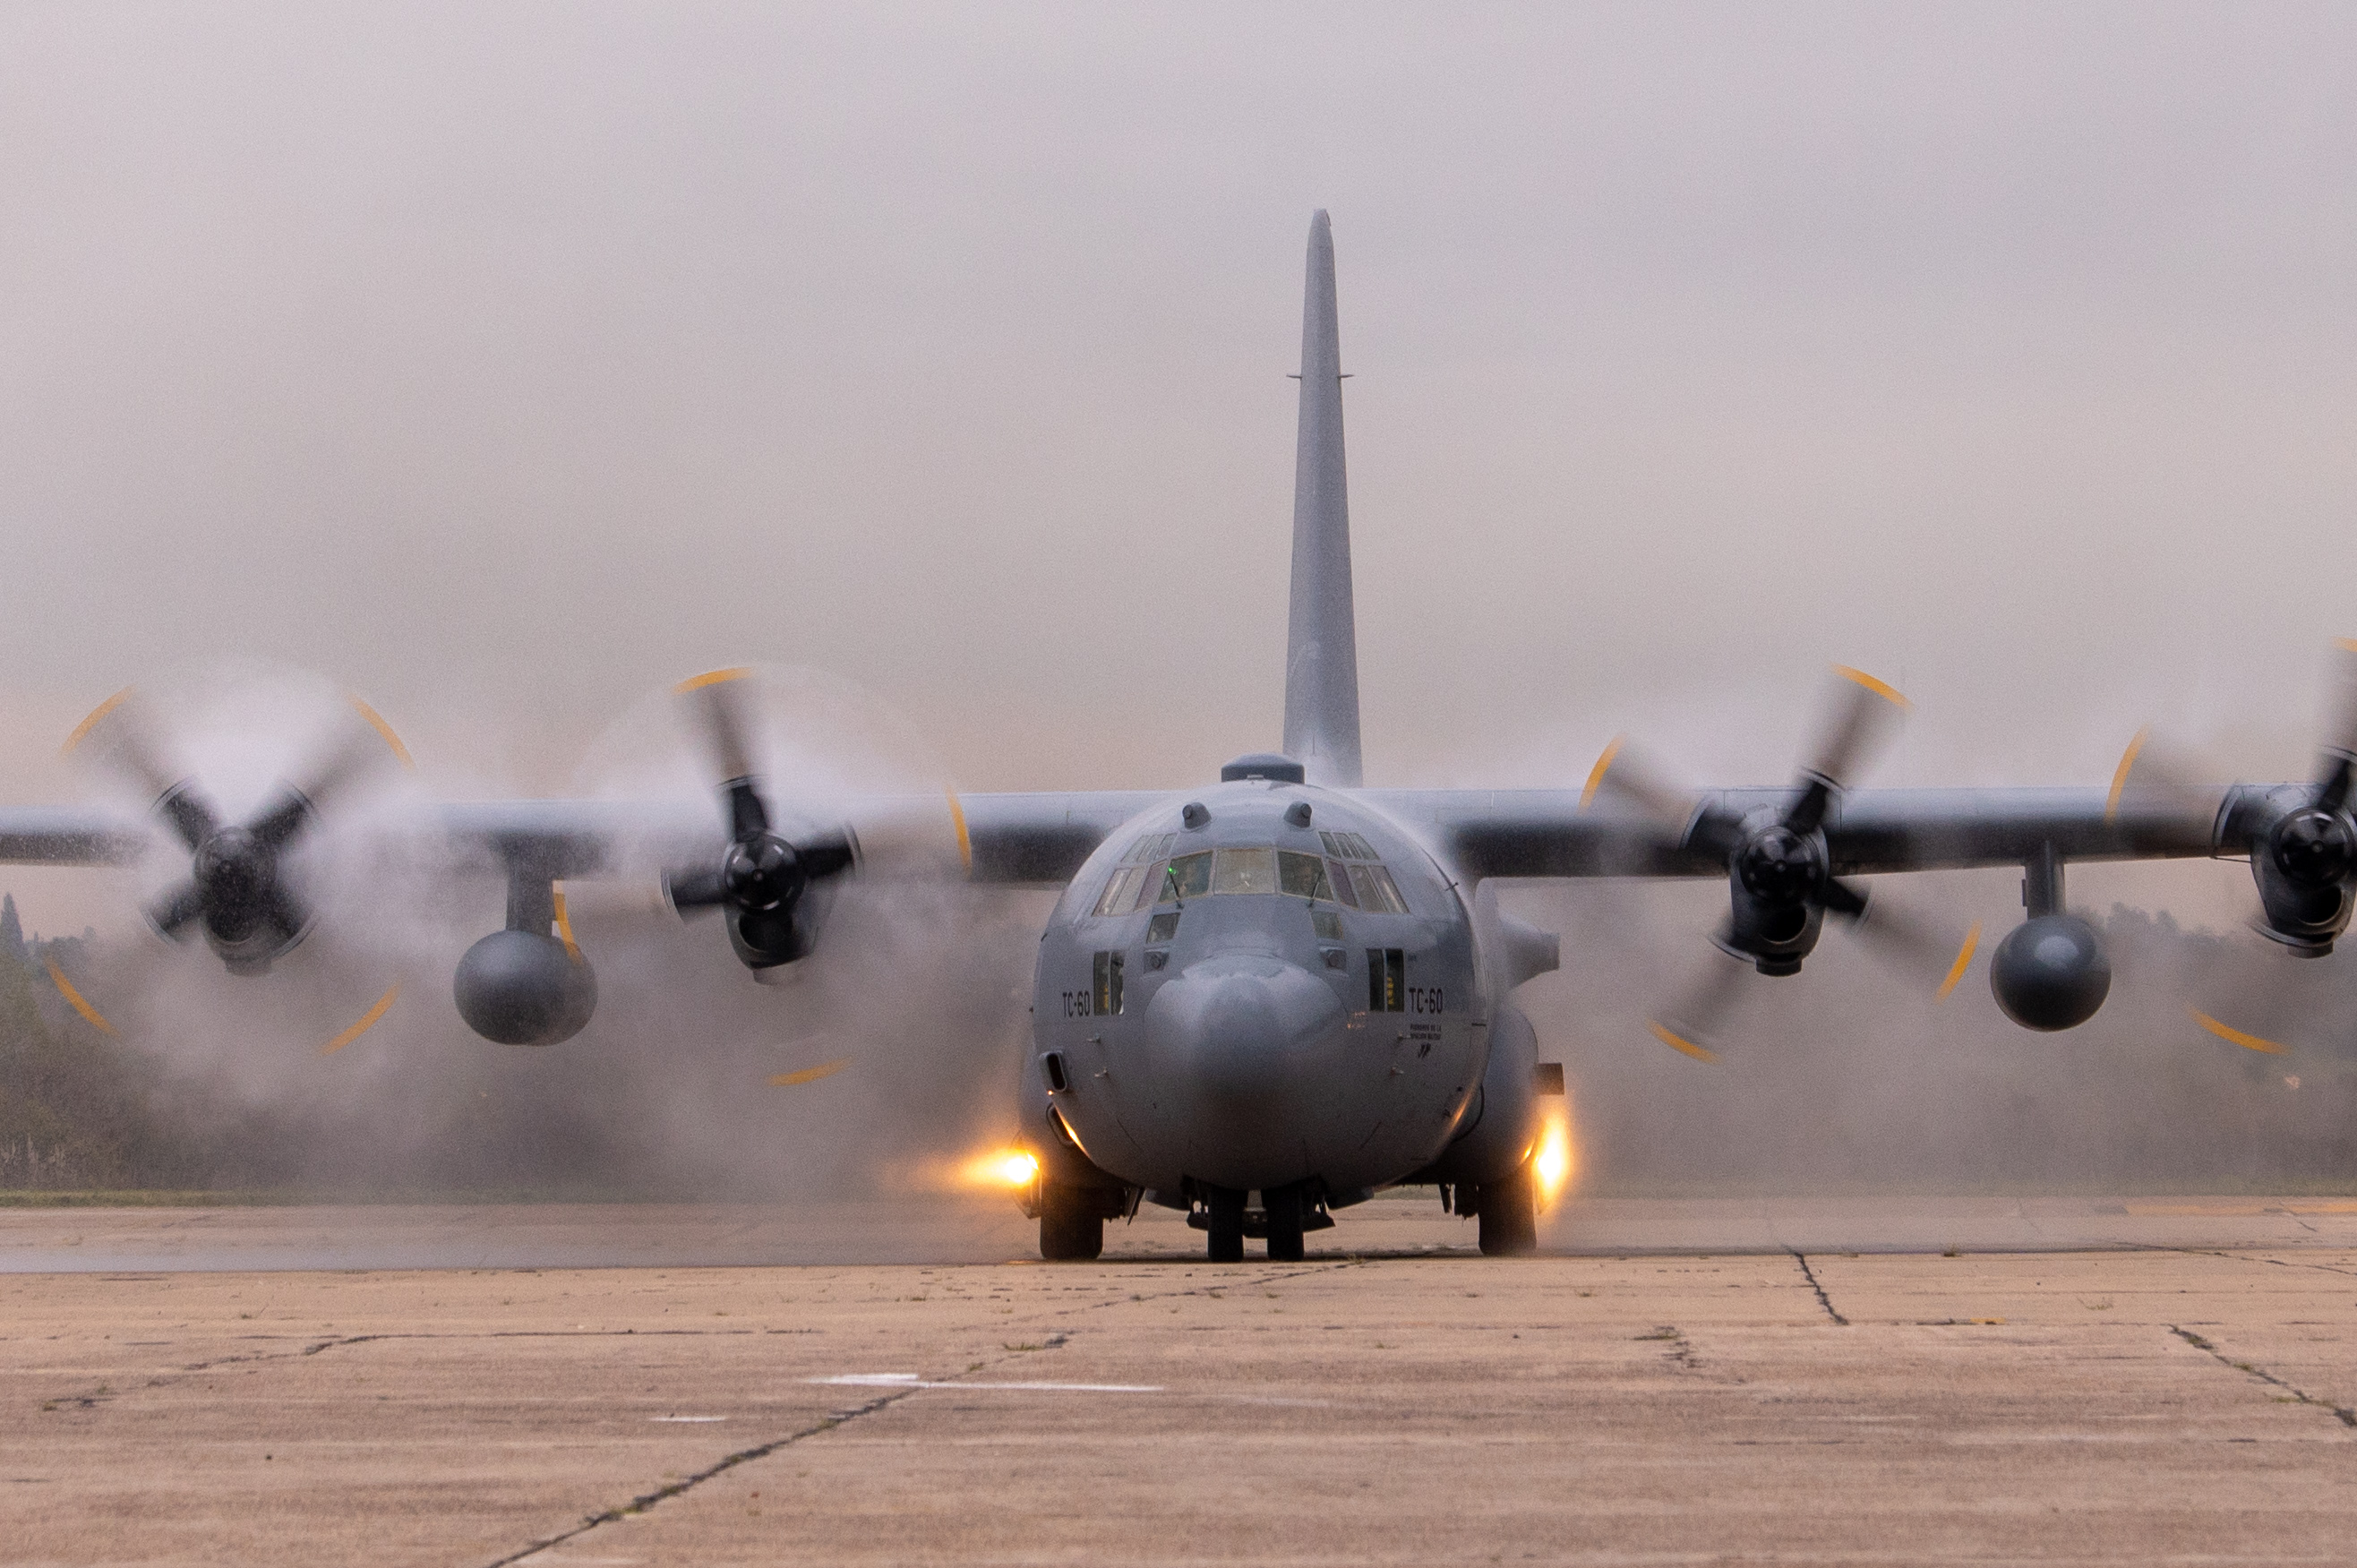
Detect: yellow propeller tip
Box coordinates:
(2190, 1008, 2287, 1055)
(944, 789, 973, 872)
(2104, 728, 2151, 824)
(553, 887, 582, 962)
(1936, 922, 1982, 1001)
(1647, 1021, 1718, 1063)
(770, 1058, 853, 1087)
(45, 960, 117, 1035)
(60, 687, 135, 758)
(321, 985, 400, 1057)
(347, 696, 416, 770)
(1830, 665, 1911, 711)
(676, 667, 755, 693)
(1578, 737, 1625, 813)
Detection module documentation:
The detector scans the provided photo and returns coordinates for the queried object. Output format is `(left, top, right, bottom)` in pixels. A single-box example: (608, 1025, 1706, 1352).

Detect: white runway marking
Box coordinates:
(648, 1415, 727, 1422)
(809, 1374, 1162, 1392)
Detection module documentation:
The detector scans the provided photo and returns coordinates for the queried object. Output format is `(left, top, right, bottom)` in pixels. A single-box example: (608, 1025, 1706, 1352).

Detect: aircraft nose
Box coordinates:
(1143, 952, 1346, 1188)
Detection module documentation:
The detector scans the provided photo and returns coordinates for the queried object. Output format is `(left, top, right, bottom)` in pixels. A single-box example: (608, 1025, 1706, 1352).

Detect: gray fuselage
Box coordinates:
(1023, 778, 1501, 1204)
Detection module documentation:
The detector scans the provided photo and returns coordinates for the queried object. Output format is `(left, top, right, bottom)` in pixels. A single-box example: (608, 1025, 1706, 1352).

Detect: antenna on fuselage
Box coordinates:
(1281, 210, 1366, 789)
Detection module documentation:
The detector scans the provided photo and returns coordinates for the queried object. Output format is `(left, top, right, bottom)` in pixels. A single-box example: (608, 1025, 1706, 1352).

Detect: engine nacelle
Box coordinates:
(2251, 807, 2354, 954)
(453, 930, 597, 1045)
(1990, 913, 2110, 1031)
(1726, 879, 1823, 976)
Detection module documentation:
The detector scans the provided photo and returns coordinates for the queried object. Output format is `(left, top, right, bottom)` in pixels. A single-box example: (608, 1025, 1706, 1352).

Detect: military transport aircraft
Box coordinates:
(1, 212, 2347, 1263)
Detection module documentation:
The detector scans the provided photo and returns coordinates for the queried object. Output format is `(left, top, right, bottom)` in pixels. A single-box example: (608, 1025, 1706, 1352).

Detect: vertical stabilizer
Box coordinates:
(1282, 210, 1365, 787)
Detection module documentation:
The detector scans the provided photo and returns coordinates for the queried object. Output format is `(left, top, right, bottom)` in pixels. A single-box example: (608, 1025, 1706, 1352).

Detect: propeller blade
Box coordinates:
(1787, 666, 1908, 835)
(1581, 737, 1693, 827)
(146, 879, 207, 939)
(154, 782, 225, 854)
(2315, 640, 2357, 812)
(245, 701, 410, 850)
(795, 828, 859, 881)
(2190, 1007, 2290, 1056)
(664, 865, 729, 913)
(64, 690, 223, 851)
(319, 984, 401, 1058)
(44, 959, 118, 1036)
(1646, 930, 1753, 1062)
(244, 785, 317, 852)
(1581, 735, 1741, 862)
(678, 669, 769, 821)
(257, 883, 310, 951)
(1817, 876, 1982, 998)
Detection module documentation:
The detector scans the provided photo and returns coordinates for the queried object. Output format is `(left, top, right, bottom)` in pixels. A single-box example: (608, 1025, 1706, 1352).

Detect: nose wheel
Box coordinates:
(1037, 1181, 1108, 1261)
(1264, 1182, 1307, 1262)
(1204, 1186, 1246, 1262)
(1192, 1184, 1325, 1261)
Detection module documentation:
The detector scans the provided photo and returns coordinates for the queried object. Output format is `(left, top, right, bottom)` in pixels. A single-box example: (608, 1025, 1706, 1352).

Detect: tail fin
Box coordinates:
(1281, 210, 1366, 787)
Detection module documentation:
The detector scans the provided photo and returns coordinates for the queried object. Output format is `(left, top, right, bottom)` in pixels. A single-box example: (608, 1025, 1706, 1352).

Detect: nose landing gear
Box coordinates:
(1467, 1161, 1538, 1256)
(1204, 1186, 1246, 1263)
(1037, 1181, 1131, 1262)
(1188, 1183, 1331, 1262)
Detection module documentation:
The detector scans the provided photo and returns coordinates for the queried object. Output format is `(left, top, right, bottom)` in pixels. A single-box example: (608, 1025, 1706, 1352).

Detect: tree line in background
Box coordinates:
(0, 894, 210, 1189)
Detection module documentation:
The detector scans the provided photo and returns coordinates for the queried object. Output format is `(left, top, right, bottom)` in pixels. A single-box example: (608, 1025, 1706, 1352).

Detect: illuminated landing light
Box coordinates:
(1533, 1109, 1575, 1210)
(956, 1147, 1041, 1191)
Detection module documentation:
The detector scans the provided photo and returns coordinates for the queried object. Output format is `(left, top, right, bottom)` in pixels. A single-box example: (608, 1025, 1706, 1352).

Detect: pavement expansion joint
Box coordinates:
(1787, 1250, 1850, 1325)
(481, 1336, 1107, 1568)
(2152, 1246, 2357, 1281)
(2167, 1324, 2357, 1431)
(480, 1386, 924, 1568)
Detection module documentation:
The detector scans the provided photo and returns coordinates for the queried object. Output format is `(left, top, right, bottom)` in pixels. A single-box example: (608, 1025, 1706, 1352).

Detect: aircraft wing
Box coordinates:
(0, 807, 149, 866)
(0, 791, 1170, 887)
(431, 791, 1167, 887)
(1, 784, 2245, 883)
(1372, 784, 2242, 880)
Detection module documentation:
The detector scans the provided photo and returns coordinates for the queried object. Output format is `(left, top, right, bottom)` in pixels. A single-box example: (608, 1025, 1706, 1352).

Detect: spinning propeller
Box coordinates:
(66, 687, 410, 977)
(1587, 667, 1976, 1059)
(661, 669, 859, 971)
(2116, 639, 2357, 1056)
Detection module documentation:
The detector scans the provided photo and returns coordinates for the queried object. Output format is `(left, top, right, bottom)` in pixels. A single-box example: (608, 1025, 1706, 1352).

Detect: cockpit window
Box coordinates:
(1211, 846, 1277, 895)
(1119, 842, 1398, 909)
(1122, 832, 1174, 865)
(1308, 830, 1410, 913)
(1091, 865, 1144, 917)
(1093, 849, 1176, 917)
(1278, 850, 1331, 900)
(1165, 851, 1213, 901)
(1346, 862, 1409, 914)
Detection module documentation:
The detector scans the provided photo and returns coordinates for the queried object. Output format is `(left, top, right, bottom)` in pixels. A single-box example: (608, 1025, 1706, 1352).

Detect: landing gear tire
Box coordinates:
(1476, 1161, 1539, 1257)
(1038, 1183, 1105, 1262)
(1264, 1182, 1307, 1262)
(1205, 1185, 1246, 1263)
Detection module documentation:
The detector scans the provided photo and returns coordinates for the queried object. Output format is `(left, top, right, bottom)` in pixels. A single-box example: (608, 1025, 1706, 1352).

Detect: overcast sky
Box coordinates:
(4, 4, 2353, 862)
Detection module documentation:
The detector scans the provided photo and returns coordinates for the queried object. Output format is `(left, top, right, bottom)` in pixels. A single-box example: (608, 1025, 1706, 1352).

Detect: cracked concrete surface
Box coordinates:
(1, 1204, 2353, 1564)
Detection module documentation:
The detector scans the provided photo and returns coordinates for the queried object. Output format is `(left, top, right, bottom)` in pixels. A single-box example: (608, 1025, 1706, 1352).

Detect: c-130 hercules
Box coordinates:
(4, 213, 2350, 1262)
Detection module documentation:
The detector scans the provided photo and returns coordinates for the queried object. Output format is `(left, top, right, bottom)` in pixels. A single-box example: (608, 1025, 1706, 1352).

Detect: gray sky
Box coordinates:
(4, 3, 2354, 935)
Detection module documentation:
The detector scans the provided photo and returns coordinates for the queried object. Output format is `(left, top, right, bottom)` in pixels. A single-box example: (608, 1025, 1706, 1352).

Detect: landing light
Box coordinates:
(959, 1147, 1041, 1190)
(1533, 1110, 1575, 1210)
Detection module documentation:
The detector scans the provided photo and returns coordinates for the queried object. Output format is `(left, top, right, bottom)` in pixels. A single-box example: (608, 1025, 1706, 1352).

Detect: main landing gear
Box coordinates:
(1189, 1183, 1329, 1262)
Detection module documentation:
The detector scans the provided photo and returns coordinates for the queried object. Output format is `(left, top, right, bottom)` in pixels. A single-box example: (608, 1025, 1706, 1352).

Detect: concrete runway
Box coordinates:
(4, 1196, 2355, 1565)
